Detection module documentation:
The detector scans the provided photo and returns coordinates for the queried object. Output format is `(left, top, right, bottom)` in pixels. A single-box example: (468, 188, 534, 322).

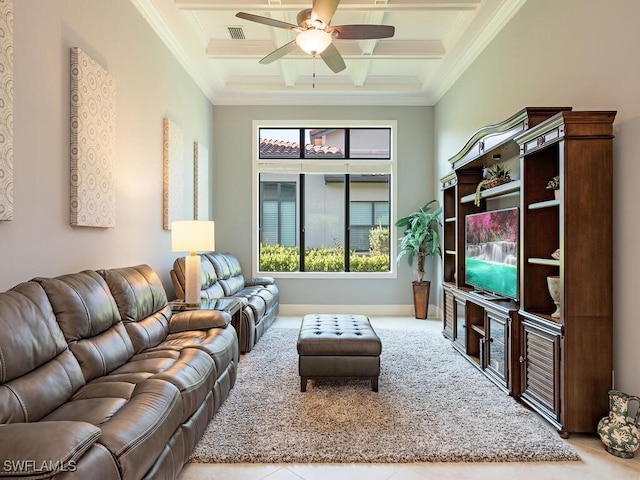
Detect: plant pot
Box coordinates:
(412, 281, 430, 319)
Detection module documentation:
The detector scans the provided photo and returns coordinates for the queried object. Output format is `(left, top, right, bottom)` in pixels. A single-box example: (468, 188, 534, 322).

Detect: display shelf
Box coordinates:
(528, 258, 560, 266)
(460, 179, 521, 204)
(528, 199, 559, 210)
(470, 324, 485, 336)
(515, 110, 615, 435)
(521, 310, 560, 323)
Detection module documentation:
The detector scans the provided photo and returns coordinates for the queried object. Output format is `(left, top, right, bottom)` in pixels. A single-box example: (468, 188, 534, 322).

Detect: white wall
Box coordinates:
(213, 105, 436, 312)
(0, 0, 214, 293)
(434, 0, 640, 394)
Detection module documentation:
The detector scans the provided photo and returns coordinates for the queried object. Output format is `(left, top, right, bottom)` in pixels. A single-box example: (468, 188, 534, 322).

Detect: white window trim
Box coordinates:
(252, 120, 398, 279)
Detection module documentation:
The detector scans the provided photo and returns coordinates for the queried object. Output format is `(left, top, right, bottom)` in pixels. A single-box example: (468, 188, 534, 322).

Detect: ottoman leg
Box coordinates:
(301, 377, 308, 392)
(371, 376, 379, 392)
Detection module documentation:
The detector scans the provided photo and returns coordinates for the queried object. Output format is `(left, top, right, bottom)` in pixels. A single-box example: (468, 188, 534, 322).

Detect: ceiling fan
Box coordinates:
(236, 0, 395, 73)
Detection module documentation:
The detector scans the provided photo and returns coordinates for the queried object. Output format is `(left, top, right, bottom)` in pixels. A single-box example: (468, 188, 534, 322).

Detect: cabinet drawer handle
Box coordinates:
(519, 356, 527, 363)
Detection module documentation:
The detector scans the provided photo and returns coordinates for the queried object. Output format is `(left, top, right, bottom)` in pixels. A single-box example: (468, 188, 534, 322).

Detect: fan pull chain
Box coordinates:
(312, 55, 316, 89)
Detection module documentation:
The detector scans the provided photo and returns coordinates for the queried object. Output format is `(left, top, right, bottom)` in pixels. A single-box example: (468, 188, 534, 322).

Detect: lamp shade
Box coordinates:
(171, 220, 215, 253)
(296, 29, 332, 55)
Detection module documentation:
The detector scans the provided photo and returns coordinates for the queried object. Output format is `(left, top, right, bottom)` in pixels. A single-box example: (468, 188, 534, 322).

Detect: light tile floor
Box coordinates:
(179, 316, 640, 480)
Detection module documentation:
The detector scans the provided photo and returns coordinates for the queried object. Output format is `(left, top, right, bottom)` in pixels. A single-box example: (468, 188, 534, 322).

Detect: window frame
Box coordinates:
(252, 120, 397, 279)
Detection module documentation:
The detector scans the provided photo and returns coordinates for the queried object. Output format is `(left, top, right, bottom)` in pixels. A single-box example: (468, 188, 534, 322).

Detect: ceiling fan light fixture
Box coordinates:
(295, 29, 331, 55)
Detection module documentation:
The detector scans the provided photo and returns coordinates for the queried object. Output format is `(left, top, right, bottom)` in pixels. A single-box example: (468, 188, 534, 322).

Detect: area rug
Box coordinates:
(190, 324, 580, 463)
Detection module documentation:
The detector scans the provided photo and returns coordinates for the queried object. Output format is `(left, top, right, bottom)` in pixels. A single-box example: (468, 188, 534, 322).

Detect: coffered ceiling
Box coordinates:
(131, 0, 525, 106)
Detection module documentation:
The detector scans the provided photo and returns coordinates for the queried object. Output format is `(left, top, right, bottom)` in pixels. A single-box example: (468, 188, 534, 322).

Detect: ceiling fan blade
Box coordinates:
(259, 40, 299, 65)
(320, 43, 346, 73)
(236, 12, 298, 30)
(311, 0, 339, 26)
(329, 24, 395, 40)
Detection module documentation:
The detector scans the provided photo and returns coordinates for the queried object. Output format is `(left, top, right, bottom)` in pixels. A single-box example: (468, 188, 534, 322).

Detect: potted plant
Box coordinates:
(546, 175, 560, 200)
(395, 199, 442, 319)
(474, 163, 512, 206)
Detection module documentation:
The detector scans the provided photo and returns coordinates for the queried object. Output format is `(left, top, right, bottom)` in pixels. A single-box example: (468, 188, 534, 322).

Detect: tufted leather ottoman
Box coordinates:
(297, 314, 382, 392)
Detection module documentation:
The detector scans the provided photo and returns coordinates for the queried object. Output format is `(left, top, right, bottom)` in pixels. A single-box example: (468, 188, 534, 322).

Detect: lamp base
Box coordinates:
(185, 253, 201, 305)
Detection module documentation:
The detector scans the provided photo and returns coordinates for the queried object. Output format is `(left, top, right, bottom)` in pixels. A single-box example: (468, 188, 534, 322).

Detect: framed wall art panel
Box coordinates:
(70, 47, 116, 227)
(0, 0, 13, 221)
(194, 141, 209, 220)
(163, 117, 184, 230)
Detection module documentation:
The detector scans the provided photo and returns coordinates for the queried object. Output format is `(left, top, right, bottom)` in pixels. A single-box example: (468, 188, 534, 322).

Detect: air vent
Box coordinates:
(227, 26, 246, 40)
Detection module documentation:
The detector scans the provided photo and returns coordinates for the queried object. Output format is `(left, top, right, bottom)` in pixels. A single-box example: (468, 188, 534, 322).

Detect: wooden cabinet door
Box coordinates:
(485, 312, 508, 390)
(443, 288, 455, 340)
(454, 297, 466, 352)
(519, 316, 562, 428)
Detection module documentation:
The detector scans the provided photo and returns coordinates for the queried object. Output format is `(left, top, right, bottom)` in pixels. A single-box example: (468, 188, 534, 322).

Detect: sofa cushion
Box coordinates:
(43, 378, 184, 480)
(0, 421, 101, 478)
(207, 252, 246, 296)
(172, 255, 224, 301)
(35, 271, 136, 383)
(45, 347, 216, 426)
(0, 282, 85, 423)
(100, 265, 172, 353)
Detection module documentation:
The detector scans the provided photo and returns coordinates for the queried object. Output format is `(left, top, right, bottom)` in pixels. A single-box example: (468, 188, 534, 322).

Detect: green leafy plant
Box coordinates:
(368, 225, 389, 256)
(259, 243, 390, 272)
(546, 175, 560, 190)
(395, 199, 443, 282)
(474, 163, 512, 206)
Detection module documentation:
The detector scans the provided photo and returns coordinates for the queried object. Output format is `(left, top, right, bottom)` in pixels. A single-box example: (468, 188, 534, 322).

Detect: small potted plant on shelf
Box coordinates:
(395, 199, 442, 319)
(474, 163, 512, 206)
(546, 175, 560, 200)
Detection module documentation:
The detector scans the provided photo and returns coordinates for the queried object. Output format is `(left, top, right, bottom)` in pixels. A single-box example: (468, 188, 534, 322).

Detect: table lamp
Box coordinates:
(171, 220, 215, 305)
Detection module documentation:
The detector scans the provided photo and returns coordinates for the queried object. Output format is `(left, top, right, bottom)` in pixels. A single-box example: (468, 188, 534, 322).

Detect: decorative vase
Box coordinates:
(597, 390, 640, 458)
(554, 189, 560, 201)
(546, 276, 561, 318)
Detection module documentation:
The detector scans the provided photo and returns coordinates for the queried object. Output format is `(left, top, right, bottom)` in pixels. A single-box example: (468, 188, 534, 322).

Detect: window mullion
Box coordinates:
(344, 174, 350, 272)
(299, 173, 305, 272)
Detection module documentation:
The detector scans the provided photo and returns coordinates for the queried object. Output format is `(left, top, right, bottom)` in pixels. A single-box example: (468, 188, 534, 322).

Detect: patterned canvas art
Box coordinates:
(70, 47, 116, 227)
(0, 0, 13, 221)
(163, 118, 184, 230)
(194, 141, 209, 220)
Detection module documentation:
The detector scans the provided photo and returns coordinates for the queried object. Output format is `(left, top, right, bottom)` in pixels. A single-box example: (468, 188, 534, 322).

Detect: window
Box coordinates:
(260, 179, 296, 246)
(253, 122, 396, 278)
(350, 200, 389, 252)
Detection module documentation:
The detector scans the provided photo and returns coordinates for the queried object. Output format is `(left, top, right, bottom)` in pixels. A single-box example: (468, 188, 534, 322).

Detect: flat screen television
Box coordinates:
(465, 207, 519, 300)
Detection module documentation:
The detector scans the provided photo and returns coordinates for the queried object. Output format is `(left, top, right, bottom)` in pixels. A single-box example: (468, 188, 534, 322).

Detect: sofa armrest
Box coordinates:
(244, 276, 276, 287)
(169, 309, 231, 333)
(0, 421, 100, 478)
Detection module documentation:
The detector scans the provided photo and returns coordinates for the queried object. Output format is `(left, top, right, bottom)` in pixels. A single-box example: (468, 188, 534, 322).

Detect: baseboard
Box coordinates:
(279, 304, 439, 319)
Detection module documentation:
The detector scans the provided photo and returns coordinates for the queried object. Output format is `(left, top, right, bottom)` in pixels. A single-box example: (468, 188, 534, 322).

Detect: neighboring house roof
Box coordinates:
(260, 139, 344, 158)
(260, 139, 299, 157)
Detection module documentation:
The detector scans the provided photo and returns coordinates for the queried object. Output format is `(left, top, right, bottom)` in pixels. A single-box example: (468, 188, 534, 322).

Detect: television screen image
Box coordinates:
(465, 207, 519, 300)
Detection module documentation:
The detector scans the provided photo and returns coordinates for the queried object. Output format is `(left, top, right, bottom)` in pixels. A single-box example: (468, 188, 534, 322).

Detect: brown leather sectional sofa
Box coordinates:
(171, 252, 278, 354)
(0, 264, 238, 480)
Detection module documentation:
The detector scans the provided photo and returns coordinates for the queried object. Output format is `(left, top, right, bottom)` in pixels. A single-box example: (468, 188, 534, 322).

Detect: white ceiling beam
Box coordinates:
(175, 0, 480, 12)
(350, 0, 386, 87)
(270, 11, 298, 87)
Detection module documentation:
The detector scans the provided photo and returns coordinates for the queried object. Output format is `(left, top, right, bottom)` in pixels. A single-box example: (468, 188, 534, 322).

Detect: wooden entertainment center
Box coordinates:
(440, 107, 616, 436)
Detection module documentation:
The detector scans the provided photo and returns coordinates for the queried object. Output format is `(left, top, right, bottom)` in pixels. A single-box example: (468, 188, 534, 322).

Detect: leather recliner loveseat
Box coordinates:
(171, 252, 278, 353)
(0, 264, 238, 480)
